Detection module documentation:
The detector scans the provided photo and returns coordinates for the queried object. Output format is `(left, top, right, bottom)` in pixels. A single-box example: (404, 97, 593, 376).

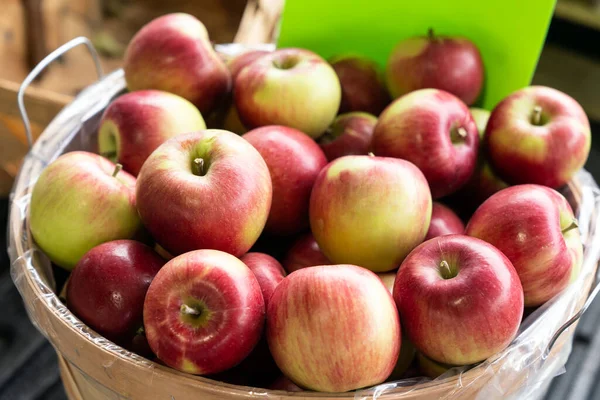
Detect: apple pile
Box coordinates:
(28, 13, 592, 394)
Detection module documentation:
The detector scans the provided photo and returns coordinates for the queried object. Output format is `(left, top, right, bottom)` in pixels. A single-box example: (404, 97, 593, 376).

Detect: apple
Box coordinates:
(394, 234, 523, 365)
(372, 89, 479, 199)
(240, 252, 286, 309)
(329, 55, 391, 115)
(386, 29, 484, 106)
(221, 50, 270, 134)
(377, 272, 396, 294)
(318, 112, 378, 161)
(417, 352, 453, 379)
(465, 184, 583, 306)
(66, 240, 164, 343)
(30, 151, 143, 270)
(310, 155, 432, 272)
(235, 48, 341, 138)
(425, 202, 465, 240)
(486, 86, 591, 188)
(124, 13, 231, 115)
(136, 130, 272, 257)
(470, 107, 491, 134)
(267, 264, 401, 392)
(387, 335, 417, 381)
(244, 126, 328, 235)
(144, 249, 265, 375)
(281, 233, 331, 273)
(269, 375, 303, 392)
(98, 90, 206, 176)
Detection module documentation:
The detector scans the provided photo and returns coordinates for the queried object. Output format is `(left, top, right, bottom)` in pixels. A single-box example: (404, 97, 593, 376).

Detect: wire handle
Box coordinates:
(18, 36, 104, 149)
(545, 268, 600, 357)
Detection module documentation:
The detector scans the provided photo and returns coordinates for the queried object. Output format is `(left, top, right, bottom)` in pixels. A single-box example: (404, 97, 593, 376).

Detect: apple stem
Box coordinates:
(192, 158, 205, 176)
(368, 152, 375, 157)
(439, 260, 452, 279)
(112, 163, 122, 178)
(180, 304, 201, 316)
(532, 106, 543, 125)
(562, 219, 579, 234)
(457, 127, 468, 139)
(428, 28, 435, 40)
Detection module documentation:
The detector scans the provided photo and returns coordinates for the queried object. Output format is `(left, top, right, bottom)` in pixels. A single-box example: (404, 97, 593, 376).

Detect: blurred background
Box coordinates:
(1, 0, 600, 399)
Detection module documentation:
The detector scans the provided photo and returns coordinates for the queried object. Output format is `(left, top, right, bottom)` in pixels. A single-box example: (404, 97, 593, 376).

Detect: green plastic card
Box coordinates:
(276, 0, 557, 110)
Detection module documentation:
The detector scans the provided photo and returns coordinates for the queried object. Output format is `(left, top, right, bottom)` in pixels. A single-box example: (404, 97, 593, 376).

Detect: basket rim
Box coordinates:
(7, 69, 599, 399)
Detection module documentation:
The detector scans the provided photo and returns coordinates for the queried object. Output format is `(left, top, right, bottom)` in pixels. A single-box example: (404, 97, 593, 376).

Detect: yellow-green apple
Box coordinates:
(267, 264, 401, 392)
(465, 184, 583, 306)
(318, 112, 378, 161)
(329, 55, 391, 115)
(486, 86, 591, 188)
(240, 252, 286, 309)
(386, 30, 484, 106)
(136, 130, 272, 257)
(310, 155, 432, 272)
(30, 151, 143, 270)
(124, 13, 231, 115)
(143, 249, 265, 375)
(377, 271, 396, 294)
(67, 240, 164, 344)
(281, 233, 331, 273)
(372, 89, 479, 199)
(425, 202, 464, 240)
(457, 108, 509, 208)
(417, 353, 453, 379)
(244, 126, 327, 235)
(394, 235, 523, 365)
(98, 90, 206, 176)
(221, 50, 270, 134)
(235, 48, 341, 138)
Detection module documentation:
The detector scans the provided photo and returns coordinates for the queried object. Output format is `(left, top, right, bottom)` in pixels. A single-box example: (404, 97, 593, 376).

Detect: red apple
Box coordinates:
(465, 184, 583, 306)
(425, 202, 465, 240)
(372, 89, 479, 199)
(394, 235, 523, 365)
(136, 130, 272, 257)
(67, 240, 164, 343)
(281, 233, 331, 273)
(386, 29, 484, 106)
(329, 55, 391, 115)
(124, 13, 231, 115)
(486, 86, 591, 188)
(29, 151, 142, 270)
(235, 48, 341, 138)
(267, 264, 401, 392)
(318, 112, 378, 161)
(244, 126, 327, 235)
(310, 155, 432, 272)
(269, 375, 303, 392)
(240, 252, 286, 309)
(144, 249, 265, 375)
(98, 90, 206, 176)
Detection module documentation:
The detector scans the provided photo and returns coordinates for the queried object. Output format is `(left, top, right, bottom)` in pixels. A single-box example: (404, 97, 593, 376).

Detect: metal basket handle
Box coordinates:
(545, 271, 600, 357)
(18, 36, 104, 149)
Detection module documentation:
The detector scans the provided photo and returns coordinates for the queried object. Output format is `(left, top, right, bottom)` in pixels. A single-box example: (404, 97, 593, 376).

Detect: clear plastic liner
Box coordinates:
(8, 62, 600, 400)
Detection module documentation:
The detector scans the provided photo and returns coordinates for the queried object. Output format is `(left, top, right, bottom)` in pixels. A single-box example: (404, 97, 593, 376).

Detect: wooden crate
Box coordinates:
(0, 0, 272, 196)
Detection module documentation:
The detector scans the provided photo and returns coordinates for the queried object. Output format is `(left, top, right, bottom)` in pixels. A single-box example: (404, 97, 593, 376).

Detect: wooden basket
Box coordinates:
(7, 1, 600, 399)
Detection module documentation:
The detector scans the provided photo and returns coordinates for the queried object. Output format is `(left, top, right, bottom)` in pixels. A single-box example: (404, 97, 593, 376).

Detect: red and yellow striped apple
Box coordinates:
(144, 249, 265, 375)
(235, 48, 341, 138)
(136, 130, 272, 257)
(466, 184, 583, 306)
(486, 86, 591, 189)
(372, 89, 479, 199)
(394, 235, 523, 365)
(310, 155, 432, 272)
(98, 90, 206, 176)
(124, 13, 231, 115)
(267, 265, 401, 392)
(281, 233, 331, 273)
(244, 126, 327, 235)
(240, 252, 286, 309)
